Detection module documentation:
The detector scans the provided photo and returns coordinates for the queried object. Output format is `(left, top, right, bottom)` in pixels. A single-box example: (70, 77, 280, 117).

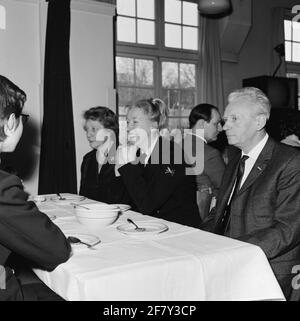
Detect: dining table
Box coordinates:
(32, 193, 285, 301)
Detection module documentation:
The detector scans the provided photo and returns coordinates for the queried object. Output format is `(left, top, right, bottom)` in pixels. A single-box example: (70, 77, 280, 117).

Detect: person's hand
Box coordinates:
(114, 144, 138, 176)
(127, 128, 149, 150)
(95, 129, 115, 165)
(281, 134, 300, 147)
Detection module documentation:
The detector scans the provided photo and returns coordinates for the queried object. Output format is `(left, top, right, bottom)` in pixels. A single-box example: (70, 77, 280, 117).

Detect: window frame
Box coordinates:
(116, 0, 200, 128)
(284, 13, 300, 110)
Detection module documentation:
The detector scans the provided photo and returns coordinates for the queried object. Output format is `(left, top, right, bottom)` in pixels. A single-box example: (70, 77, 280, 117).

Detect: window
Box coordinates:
(117, 0, 155, 45)
(284, 19, 300, 62)
(116, 0, 199, 130)
(0, 5, 6, 30)
(284, 19, 300, 109)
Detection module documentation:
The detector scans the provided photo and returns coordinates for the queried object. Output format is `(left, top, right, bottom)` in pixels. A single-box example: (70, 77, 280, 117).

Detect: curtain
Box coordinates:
(270, 7, 286, 77)
(198, 15, 225, 114)
(38, 0, 77, 194)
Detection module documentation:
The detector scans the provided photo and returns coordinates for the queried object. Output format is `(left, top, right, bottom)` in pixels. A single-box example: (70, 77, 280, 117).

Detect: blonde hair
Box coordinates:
(131, 98, 168, 130)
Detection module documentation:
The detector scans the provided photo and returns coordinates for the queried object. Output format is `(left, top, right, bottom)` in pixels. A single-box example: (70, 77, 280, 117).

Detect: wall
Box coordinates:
(70, 0, 115, 191)
(0, 0, 115, 195)
(0, 0, 43, 195)
(222, 0, 300, 106)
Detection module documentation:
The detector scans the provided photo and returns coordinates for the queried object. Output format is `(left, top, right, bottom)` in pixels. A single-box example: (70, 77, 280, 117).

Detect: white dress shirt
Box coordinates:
(227, 133, 268, 204)
(240, 133, 269, 187)
(142, 130, 159, 165)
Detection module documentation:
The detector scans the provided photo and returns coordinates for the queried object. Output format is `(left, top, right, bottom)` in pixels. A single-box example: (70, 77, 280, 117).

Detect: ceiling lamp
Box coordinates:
(198, 0, 231, 15)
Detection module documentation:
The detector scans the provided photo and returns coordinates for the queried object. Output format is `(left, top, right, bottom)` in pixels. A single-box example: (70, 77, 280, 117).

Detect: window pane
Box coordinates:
(183, 2, 198, 26)
(118, 87, 135, 111)
(137, 0, 154, 19)
(137, 20, 155, 45)
(285, 41, 291, 61)
(292, 42, 300, 62)
(162, 62, 179, 88)
(180, 89, 196, 109)
(165, 23, 181, 48)
(117, 0, 136, 17)
(117, 17, 136, 43)
(165, 0, 181, 23)
(180, 64, 196, 88)
(183, 26, 198, 50)
(116, 57, 134, 85)
(134, 88, 154, 101)
(292, 21, 300, 42)
(162, 88, 180, 109)
(136, 59, 153, 86)
(284, 20, 291, 41)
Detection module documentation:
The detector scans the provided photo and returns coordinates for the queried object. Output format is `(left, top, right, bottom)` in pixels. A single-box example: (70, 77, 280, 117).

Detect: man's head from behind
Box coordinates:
(223, 87, 270, 153)
(189, 103, 222, 143)
(0, 75, 26, 152)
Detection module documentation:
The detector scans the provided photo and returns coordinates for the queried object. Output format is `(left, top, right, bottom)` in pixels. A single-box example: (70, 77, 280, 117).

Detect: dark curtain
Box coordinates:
(38, 0, 77, 194)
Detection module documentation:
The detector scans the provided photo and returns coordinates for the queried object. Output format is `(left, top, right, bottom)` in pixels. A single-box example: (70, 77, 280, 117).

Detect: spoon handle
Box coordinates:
(127, 218, 139, 229)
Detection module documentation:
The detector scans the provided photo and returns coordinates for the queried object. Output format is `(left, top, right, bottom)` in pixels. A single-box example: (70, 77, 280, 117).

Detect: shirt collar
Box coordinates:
(242, 133, 269, 160)
(140, 129, 160, 159)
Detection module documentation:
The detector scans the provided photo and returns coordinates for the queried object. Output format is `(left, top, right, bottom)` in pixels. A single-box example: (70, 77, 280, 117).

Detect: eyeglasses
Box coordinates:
(21, 113, 30, 125)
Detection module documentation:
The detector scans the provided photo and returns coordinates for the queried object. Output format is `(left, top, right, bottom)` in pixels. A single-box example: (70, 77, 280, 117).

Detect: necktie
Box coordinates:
(136, 149, 147, 166)
(217, 155, 249, 235)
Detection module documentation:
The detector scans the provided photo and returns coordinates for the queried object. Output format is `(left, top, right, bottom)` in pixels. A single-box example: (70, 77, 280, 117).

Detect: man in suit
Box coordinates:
(209, 87, 300, 301)
(185, 104, 225, 220)
(0, 75, 71, 300)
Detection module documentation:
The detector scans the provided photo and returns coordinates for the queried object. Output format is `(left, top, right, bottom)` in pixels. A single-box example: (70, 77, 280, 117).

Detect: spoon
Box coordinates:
(127, 218, 146, 232)
(70, 203, 90, 210)
(57, 193, 66, 200)
(67, 236, 101, 249)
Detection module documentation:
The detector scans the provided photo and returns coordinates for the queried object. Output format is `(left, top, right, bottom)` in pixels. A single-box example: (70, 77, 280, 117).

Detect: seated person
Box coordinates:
(267, 108, 300, 148)
(185, 104, 225, 220)
(115, 98, 201, 228)
(0, 75, 71, 301)
(79, 106, 130, 204)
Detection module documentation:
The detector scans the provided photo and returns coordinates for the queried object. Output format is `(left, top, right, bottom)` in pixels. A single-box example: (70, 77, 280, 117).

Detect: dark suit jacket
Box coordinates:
(0, 170, 71, 301)
(209, 138, 300, 300)
(184, 134, 225, 219)
(118, 137, 201, 228)
(80, 149, 130, 204)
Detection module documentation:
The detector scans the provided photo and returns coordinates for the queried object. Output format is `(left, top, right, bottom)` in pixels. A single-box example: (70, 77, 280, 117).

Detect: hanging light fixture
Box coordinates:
(198, 0, 231, 15)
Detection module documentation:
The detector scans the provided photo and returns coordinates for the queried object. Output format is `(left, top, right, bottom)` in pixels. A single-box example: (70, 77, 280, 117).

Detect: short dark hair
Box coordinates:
(83, 106, 119, 138)
(189, 103, 219, 129)
(0, 75, 26, 141)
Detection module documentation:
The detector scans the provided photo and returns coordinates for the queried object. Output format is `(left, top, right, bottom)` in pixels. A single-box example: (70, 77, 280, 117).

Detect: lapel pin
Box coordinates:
(165, 166, 175, 176)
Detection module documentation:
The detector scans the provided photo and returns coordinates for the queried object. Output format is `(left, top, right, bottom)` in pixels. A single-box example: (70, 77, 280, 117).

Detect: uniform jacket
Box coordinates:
(118, 137, 201, 228)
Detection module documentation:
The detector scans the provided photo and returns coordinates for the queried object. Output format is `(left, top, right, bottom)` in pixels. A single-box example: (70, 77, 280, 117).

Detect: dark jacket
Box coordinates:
(118, 137, 201, 228)
(0, 171, 71, 301)
(208, 138, 300, 300)
(79, 149, 130, 204)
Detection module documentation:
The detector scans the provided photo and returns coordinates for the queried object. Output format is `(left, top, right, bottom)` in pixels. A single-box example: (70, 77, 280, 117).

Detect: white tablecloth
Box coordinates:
(33, 194, 285, 301)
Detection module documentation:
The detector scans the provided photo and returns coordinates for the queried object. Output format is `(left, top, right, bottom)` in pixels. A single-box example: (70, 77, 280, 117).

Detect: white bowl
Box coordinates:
(74, 203, 120, 230)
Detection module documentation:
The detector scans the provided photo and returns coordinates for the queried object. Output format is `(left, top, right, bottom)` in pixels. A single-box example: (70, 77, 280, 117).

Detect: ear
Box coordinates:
(195, 119, 205, 129)
(4, 113, 17, 136)
(256, 114, 267, 131)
